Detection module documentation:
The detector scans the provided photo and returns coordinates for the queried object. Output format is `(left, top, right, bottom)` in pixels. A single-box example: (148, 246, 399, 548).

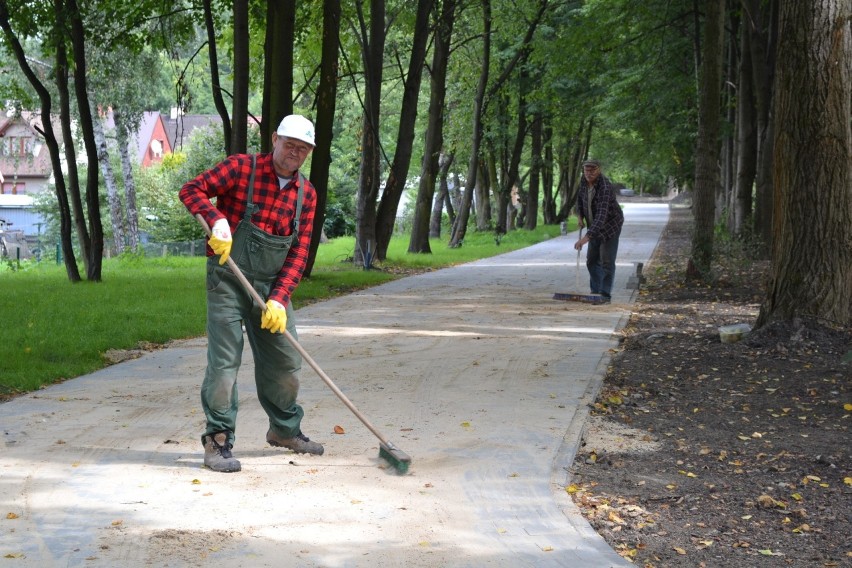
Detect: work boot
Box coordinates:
(266, 429, 324, 455)
(202, 432, 242, 472)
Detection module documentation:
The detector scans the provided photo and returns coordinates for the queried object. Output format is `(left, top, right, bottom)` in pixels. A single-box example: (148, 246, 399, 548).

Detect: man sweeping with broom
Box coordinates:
(179, 114, 323, 473)
(574, 159, 624, 305)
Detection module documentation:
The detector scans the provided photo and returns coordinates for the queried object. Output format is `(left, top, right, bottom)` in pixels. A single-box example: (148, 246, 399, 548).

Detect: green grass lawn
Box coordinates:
(0, 224, 566, 396)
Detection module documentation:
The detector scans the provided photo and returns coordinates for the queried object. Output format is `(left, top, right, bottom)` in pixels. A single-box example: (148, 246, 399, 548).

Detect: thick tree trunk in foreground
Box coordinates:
(756, 0, 851, 328)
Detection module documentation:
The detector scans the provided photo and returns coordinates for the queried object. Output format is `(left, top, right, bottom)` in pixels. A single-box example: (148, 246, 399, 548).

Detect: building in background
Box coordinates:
(0, 108, 224, 257)
(0, 112, 52, 197)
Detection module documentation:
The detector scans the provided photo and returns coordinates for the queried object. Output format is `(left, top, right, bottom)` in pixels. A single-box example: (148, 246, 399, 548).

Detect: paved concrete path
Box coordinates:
(1, 203, 668, 567)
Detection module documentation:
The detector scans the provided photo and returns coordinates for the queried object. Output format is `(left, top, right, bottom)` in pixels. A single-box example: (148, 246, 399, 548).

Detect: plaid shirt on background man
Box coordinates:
(180, 153, 317, 306)
(576, 173, 624, 241)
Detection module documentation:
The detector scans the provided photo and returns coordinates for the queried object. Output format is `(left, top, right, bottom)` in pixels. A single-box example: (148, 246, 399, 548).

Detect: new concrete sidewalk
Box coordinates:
(0, 203, 668, 567)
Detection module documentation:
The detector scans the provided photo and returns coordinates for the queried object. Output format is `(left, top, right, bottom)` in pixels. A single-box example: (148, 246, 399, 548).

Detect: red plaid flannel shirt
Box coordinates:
(179, 153, 316, 306)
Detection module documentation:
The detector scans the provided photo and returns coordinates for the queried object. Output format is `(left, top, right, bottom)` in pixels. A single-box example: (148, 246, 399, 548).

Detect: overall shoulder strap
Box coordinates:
(243, 154, 259, 221)
(292, 172, 305, 234)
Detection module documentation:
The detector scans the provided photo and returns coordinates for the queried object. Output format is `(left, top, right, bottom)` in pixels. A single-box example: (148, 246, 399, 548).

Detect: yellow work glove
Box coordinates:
(261, 300, 287, 334)
(209, 218, 232, 265)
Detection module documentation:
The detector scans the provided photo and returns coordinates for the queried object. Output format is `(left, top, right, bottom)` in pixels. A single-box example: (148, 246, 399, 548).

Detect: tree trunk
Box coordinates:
(0, 0, 80, 280)
(541, 120, 555, 224)
(524, 111, 542, 230)
(261, 0, 295, 153)
(411, 1, 456, 251)
(114, 115, 140, 252)
(756, 0, 851, 328)
(688, 0, 725, 280)
(721, 11, 738, 230)
(56, 4, 92, 278)
(734, 16, 756, 235)
(502, 51, 531, 232)
(304, 0, 341, 278)
(734, 17, 757, 235)
(427, 152, 453, 240)
(745, 0, 778, 256)
(203, 0, 232, 155)
(353, 0, 385, 267)
(376, 0, 434, 261)
(555, 117, 591, 222)
(475, 158, 491, 230)
(450, 0, 549, 246)
(92, 109, 125, 255)
(449, 0, 490, 248)
(230, 0, 250, 154)
(68, 0, 104, 281)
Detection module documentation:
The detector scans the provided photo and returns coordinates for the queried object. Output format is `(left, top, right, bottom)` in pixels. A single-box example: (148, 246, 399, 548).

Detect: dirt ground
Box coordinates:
(569, 205, 851, 567)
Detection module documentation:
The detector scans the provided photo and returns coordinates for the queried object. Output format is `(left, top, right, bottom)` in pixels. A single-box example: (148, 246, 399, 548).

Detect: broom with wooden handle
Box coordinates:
(196, 214, 411, 474)
(553, 227, 603, 303)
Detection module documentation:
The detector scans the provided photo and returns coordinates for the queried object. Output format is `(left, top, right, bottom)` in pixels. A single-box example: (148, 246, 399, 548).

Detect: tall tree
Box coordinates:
(756, 0, 851, 327)
(374, 0, 433, 261)
(688, 0, 725, 279)
(91, 108, 125, 254)
(113, 110, 140, 252)
(203, 0, 233, 155)
(0, 1, 81, 280)
(57, 0, 104, 280)
(409, 0, 456, 254)
(230, 0, 250, 154)
(304, 0, 341, 277)
(734, 13, 757, 235)
(352, 0, 385, 267)
(524, 111, 542, 230)
(449, 0, 549, 247)
(261, 0, 295, 152)
(744, 0, 778, 256)
(443, 0, 489, 248)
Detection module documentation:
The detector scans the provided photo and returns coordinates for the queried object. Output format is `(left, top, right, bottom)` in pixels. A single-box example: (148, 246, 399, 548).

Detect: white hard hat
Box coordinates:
(276, 114, 315, 146)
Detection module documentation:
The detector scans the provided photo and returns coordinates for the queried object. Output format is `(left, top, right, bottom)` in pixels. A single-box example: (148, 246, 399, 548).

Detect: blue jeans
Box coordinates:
(586, 233, 620, 298)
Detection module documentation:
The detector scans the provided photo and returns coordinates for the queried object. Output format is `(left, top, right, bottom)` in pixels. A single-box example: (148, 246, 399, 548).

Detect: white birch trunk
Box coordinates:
(115, 119, 140, 252)
(91, 108, 124, 255)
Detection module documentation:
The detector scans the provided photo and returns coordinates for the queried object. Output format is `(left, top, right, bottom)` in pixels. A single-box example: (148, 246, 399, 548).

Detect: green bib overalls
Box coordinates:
(201, 156, 306, 447)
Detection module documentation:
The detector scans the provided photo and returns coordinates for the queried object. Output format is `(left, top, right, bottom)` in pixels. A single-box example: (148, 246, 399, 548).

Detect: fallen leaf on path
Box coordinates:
(608, 510, 626, 525)
(333, 425, 345, 434)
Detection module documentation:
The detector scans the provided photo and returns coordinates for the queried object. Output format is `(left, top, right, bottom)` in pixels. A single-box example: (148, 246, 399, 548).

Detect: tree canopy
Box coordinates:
(1, 0, 848, 327)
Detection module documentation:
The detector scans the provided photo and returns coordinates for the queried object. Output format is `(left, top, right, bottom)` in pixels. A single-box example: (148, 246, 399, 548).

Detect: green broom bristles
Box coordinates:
(552, 292, 604, 303)
(379, 442, 411, 474)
